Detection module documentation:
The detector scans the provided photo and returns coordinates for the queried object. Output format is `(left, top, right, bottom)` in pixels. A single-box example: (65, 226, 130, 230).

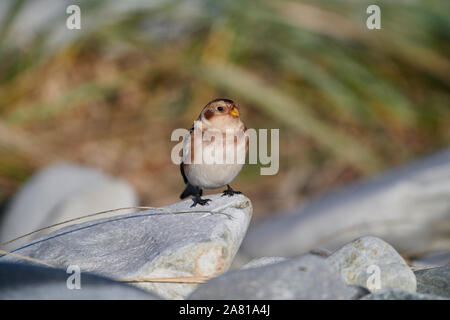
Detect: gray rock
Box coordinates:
(327, 236, 416, 292)
(360, 288, 447, 300)
(189, 254, 368, 300)
(0, 193, 252, 300)
(0, 262, 160, 300)
(240, 257, 287, 270)
(229, 251, 253, 270)
(0, 163, 138, 249)
(415, 266, 450, 298)
(241, 149, 450, 258)
(412, 251, 450, 268)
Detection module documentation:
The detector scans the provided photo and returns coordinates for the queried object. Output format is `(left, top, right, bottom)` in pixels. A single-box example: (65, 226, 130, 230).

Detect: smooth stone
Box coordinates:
(189, 254, 368, 300)
(240, 149, 450, 258)
(240, 256, 287, 270)
(0, 194, 252, 300)
(360, 288, 447, 300)
(0, 262, 160, 300)
(327, 236, 416, 292)
(228, 251, 253, 270)
(414, 266, 449, 298)
(0, 163, 138, 248)
(412, 251, 450, 267)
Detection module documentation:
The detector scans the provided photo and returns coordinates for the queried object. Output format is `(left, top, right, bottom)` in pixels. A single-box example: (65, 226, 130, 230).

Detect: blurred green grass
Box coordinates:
(0, 0, 449, 217)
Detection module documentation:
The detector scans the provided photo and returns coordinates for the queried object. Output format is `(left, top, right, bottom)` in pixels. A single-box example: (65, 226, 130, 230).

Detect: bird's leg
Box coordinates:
(222, 184, 242, 197)
(191, 188, 211, 207)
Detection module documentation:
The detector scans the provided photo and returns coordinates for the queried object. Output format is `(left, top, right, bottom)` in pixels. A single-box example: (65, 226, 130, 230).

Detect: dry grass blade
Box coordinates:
(277, 1, 367, 40)
(0, 206, 158, 247)
(117, 276, 211, 284)
(0, 249, 55, 268)
(0, 205, 230, 248)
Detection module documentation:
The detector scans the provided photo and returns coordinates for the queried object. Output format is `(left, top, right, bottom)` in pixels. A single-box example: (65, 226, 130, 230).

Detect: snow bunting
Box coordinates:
(180, 98, 248, 206)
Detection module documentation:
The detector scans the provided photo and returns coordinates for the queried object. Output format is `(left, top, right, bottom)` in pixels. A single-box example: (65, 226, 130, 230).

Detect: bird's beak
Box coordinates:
(230, 107, 239, 118)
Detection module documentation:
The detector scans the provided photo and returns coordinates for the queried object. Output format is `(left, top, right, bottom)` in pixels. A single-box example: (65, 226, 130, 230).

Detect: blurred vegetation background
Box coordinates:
(0, 0, 449, 220)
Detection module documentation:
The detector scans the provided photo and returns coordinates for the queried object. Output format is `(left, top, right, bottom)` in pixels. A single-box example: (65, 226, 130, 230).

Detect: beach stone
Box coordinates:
(0, 163, 138, 248)
(0, 262, 160, 300)
(228, 251, 253, 270)
(327, 236, 416, 292)
(360, 288, 447, 300)
(0, 193, 252, 300)
(189, 254, 368, 300)
(412, 251, 450, 268)
(241, 149, 450, 258)
(414, 266, 450, 298)
(240, 257, 287, 270)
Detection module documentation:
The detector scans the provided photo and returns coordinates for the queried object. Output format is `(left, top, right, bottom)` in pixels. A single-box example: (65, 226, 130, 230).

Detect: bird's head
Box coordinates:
(199, 98, 241, 128)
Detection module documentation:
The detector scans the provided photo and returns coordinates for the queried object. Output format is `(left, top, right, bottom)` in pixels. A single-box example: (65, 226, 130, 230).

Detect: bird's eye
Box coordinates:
(217, 107, 224, 112)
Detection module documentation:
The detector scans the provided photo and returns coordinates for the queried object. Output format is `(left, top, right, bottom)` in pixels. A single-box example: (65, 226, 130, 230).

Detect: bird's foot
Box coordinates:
(191, 197, 212, 207)
(221, 185, 242, 197)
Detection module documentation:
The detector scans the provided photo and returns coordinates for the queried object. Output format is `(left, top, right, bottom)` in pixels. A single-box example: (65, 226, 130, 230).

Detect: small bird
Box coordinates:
(180, 98, 248, 206)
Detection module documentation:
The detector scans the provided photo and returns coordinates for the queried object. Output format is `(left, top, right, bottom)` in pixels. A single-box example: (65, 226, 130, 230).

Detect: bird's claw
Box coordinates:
(221, 189, 242, 197)
(191, 198, 211, 207)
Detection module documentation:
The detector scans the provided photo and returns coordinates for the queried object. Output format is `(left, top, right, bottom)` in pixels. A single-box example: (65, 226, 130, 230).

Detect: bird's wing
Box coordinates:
(179, 124, 195, 185)
(180, 162, 188, 184)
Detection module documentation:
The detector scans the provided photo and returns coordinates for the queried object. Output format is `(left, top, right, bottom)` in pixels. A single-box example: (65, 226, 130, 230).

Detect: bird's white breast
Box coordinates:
(185, 162, 244, 189)
(183, 126, 247, 189)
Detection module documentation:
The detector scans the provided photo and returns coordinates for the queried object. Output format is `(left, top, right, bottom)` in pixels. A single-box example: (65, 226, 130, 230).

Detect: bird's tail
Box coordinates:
(180, 183, 198, 199)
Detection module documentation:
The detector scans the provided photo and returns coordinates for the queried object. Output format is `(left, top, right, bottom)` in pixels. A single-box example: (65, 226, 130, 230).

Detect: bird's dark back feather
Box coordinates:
(180, 162, 188, 184)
